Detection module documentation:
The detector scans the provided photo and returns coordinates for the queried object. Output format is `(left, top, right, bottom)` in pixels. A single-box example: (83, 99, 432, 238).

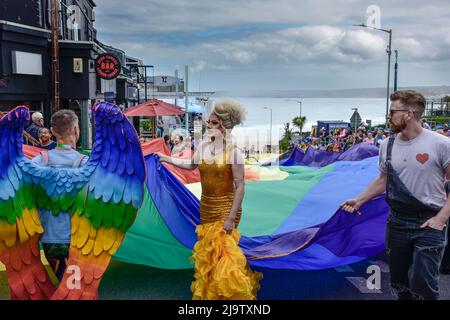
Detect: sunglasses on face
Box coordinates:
(389, 109, 411, 117)
(206, 120, 221, 126)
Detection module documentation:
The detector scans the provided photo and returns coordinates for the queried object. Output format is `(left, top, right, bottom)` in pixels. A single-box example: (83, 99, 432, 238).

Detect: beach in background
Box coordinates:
(207, 97, 386, 149)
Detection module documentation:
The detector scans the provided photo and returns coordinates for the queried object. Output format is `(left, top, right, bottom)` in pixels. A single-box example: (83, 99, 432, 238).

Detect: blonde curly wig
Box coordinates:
(212, 98, 246, 129)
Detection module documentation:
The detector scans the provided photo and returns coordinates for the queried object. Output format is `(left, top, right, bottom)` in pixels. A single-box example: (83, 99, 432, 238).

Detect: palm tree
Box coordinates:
(284, 122, 293, 140)
(279, 122, 293, 151)
(292, 116, 307, 135)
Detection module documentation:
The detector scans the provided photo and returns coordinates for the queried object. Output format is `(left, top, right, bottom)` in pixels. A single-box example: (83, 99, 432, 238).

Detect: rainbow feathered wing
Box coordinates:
(0, 102, 145, 300)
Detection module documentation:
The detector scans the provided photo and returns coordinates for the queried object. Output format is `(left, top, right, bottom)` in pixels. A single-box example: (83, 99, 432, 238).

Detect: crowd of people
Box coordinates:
(21, 111, 58, 150)
(296, 119, 450, 153)
(140, 114, 204, 156)
(19, 106, 450, 157)
(308, 126, 389, 152)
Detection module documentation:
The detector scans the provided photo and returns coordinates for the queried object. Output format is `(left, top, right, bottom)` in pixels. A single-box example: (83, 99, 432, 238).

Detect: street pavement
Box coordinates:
(2, 253, 450, 300)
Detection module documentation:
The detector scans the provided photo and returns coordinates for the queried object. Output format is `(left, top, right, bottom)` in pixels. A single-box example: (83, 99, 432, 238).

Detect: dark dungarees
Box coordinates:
(385, 135, 446, 300)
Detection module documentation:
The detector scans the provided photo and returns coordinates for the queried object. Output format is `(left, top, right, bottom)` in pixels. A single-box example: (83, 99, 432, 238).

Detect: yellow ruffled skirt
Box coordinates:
(190, 221, 262, 300)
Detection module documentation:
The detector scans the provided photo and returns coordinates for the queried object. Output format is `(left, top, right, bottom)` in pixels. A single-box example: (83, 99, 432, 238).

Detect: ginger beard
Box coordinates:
(389, 115, 407, 134)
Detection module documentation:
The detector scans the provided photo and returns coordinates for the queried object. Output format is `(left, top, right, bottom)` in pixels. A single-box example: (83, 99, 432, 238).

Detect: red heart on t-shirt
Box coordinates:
(416, 153, 429, 164)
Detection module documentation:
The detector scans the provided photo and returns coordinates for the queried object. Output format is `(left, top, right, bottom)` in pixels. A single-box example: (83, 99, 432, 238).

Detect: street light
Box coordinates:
(286, 99, 303, 138)
(394, 50, 399, 92)
(132, 65, 154, 103)
(263, 107, 273, 152)
(352, 107, 358, 134)
(353, 23, 392, 129)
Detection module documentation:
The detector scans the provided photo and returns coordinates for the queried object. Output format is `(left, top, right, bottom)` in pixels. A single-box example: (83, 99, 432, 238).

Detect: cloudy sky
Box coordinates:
(94, 0, 450, 91)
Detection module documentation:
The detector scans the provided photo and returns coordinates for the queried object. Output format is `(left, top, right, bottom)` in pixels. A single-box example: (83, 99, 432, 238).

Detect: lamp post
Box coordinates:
(51, 0, 60, 113)
(131, 64, 154, 137)
(263, 107, 273, 152)
(286, 99, 303, 139)
(394, 50, 398, 92)
(143, 65, 154, 102)
(353, 23, 392, 129)
(132, 65, 154, 103)
(185, 65, 189, 132)
(352, 107, 358, 134)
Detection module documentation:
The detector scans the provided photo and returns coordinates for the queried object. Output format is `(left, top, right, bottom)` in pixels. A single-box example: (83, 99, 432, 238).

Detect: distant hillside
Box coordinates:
(213, 86, 450, 99)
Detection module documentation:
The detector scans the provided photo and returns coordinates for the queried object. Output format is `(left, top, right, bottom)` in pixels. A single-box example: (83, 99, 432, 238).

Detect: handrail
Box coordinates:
(22, 130, 40, 146)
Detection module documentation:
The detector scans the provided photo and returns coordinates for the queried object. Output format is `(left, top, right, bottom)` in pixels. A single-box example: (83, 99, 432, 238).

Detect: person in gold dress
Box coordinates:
(155, 98, 262, 300)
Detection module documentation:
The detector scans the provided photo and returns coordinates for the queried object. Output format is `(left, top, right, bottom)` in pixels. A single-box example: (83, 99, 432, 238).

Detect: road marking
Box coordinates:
(335, 265, 354, 272)
(346, 277, 382, 294)
(368, 260, 390, 273)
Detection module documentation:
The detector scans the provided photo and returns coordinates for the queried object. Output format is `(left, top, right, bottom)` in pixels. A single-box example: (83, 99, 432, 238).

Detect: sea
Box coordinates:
(207, 97, 387, 149)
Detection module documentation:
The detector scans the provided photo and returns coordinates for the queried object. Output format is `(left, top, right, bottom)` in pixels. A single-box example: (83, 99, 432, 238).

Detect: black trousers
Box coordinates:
(386, 211, 447, 300)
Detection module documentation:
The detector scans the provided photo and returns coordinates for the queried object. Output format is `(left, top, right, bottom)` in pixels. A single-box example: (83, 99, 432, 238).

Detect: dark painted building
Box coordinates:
(0, 0, 141, 148)
(0, 0, 52, 114)
(0, 0, 98, 148)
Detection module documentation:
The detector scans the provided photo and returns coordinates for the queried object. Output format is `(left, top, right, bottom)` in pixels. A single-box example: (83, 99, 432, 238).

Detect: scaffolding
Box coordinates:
(425, 97, 450, 117)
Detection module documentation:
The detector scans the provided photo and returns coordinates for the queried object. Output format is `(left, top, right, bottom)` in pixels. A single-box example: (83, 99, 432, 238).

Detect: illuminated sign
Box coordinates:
(95, 53, 121, 80)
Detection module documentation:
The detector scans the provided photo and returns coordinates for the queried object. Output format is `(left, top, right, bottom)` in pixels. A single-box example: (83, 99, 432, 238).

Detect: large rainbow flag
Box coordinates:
(111, 142, 388, 271)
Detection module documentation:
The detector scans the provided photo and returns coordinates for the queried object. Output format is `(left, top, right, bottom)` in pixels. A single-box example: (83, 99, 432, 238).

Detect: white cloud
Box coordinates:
(224, 50, 257, 64)
(191, 60, 207, 72)
(93, 0, 450, 89)
(191, 60, 231, 72)
(194, 26, 388, 66)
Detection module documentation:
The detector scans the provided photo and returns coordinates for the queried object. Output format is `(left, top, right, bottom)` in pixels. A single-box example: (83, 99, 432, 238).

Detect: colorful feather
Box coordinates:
(0, 107, 56, 299)
(0, 102, 145, 300)
(51, 102, 145, 300)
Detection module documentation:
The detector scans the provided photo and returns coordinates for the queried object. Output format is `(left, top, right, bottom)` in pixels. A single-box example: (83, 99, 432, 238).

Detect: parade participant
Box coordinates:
(343, 135, 355, 151)
(341, 90, 450, 300)
(441, 179, 450, 273)
(444, 123, 449, 133)
(422, 119, 431, 130)
(163, 134, 172, 149)
(26, 112, 44, 142)
(37, 127, 57, 150)
(155, 98, 262, 300)
(364, 132, 375, 145)
(332, 139, 341, 152)
(0, 103, 145, 300)
(171, 133, 186, 154)
(157, 117, 165, 138)
(32, 111, 88, 280)
(375, 129, 385, 147)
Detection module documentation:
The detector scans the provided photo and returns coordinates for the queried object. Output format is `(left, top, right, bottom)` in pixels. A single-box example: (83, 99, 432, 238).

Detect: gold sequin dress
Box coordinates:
(190, 147, 262, 300)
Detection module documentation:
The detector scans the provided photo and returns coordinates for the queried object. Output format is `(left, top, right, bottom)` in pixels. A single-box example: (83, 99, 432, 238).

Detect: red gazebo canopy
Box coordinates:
(124, 99, 185, 117)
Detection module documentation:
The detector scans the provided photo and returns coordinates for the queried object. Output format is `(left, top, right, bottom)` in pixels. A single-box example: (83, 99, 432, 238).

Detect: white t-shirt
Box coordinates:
(378, 129, 450, 208)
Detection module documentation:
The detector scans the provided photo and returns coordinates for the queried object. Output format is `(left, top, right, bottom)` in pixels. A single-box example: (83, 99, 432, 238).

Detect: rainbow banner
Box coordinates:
(114, 143, 389, 270)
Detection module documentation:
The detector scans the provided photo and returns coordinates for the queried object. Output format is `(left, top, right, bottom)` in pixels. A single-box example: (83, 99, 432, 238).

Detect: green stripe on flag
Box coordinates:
(239, 164, 335, 236)
(114, 186, 194, 269)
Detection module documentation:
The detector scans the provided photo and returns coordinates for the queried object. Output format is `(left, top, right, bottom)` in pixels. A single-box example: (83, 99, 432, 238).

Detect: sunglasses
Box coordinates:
(206, 120, 221, 126)
(389, 109, 412, 116)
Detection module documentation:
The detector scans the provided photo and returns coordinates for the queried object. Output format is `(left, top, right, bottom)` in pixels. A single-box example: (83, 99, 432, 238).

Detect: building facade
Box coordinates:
(0, 0, 142, 148)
